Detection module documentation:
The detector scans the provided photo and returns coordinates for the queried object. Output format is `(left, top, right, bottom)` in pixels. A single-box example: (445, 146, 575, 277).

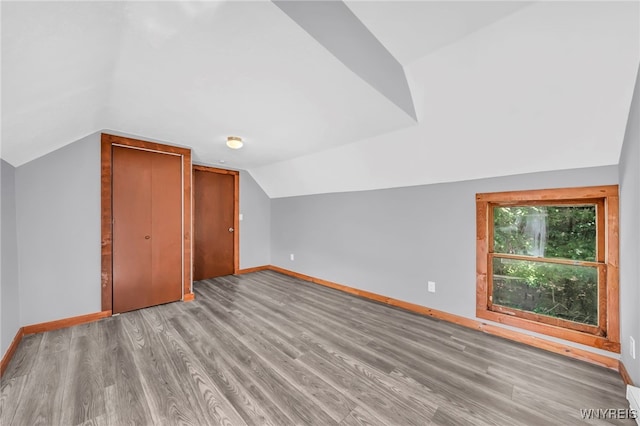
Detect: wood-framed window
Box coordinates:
(476, 185, 620, 352)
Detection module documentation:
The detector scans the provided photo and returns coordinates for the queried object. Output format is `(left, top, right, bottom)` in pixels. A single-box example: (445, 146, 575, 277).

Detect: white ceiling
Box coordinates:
(345, 1, 534, 65)
(2, 1, 639, 198)
(1, 1, 124, 164)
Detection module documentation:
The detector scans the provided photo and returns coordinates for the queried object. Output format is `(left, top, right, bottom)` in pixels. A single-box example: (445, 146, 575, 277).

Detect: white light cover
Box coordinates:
(226, 136, 243, 149)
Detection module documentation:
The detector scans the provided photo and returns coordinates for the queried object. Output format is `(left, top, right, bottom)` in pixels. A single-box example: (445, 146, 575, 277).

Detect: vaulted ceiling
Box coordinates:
(2, 1, 638, 197)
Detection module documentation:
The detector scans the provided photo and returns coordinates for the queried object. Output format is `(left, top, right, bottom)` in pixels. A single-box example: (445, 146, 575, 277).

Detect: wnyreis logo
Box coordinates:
(579, 408, 638, 420)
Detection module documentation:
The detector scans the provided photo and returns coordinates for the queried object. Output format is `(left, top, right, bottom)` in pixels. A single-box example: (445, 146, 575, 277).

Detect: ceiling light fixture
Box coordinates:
(226, 136, 243, 149)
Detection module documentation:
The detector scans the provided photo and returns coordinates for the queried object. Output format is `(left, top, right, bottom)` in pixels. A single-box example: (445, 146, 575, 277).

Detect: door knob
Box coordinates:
(145, 235, 151, 239)
(228, 227, 234, 233)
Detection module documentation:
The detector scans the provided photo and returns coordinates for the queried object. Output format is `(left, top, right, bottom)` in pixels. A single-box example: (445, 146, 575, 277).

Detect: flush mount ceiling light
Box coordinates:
(226, 136, 243, 149)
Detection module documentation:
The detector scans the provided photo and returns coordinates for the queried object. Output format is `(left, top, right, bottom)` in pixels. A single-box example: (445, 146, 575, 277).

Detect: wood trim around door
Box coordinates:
(193, 165, 240, 274)
(101, 134, 193, 312)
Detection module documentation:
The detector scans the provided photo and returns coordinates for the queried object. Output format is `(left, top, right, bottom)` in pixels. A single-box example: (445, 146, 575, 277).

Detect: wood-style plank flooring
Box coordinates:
(0, 270, 633, 425)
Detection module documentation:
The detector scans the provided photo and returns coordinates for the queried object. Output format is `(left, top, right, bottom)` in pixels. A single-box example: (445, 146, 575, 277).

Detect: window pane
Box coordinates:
(492, 257, 598, 326)
(493, 205, 596, 261)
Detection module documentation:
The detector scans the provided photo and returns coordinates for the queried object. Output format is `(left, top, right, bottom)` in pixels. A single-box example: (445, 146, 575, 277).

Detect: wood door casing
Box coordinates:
(112, 146, 182, 313)
(101, 133, 192, 313)
(193, 169, 236, 280)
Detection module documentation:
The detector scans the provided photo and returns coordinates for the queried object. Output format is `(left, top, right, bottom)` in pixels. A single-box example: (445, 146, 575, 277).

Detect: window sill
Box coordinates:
(477, 308, 621, 353)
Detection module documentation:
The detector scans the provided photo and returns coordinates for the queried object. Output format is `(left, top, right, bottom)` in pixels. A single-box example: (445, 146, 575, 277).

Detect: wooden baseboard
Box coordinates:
(236, 265, 271, 275)
(0, 327, 24, 377)
(620, 361, 635, 386)
(183, 293, 195, 302)
(22, 310, 112, 335)
(268, 265, 620, 371)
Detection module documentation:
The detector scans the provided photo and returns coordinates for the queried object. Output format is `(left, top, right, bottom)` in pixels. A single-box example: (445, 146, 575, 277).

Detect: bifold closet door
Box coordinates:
(112, 146, 183, 313)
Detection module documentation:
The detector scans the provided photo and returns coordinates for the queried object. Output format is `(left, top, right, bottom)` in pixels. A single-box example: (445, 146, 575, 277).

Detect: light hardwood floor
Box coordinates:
(0, 270, 633, 425)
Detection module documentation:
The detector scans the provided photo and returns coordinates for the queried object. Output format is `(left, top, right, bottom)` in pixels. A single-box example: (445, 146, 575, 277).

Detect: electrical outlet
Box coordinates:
(290, 253, 295, 261)
(428, 281, 436, 293)
(631, 336, 636, 359)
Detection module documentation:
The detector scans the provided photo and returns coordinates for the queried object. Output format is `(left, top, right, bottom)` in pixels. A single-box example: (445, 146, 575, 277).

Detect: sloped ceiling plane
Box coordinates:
(2, 1, 638, 197)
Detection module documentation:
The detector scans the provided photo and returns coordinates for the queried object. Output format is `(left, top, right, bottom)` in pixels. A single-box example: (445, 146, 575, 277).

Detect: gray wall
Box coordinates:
(619, 65, 640, 385)
(272, 165, 619, 356)
(1, 160, 21, 356)
(16, 133, 102, 326)
(240, 170, 271, 268)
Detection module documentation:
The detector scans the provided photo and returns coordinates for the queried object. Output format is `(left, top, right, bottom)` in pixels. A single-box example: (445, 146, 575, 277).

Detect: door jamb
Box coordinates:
(193, 165, 240, 275)
(101, 133, 193, 312)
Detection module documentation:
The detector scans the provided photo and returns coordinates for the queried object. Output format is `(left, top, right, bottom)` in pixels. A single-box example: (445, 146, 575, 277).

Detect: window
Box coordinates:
(476, 186, 620, 352)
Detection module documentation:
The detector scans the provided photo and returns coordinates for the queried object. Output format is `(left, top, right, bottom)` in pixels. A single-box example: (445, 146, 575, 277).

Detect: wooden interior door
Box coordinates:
(193, 169, 236, 280)
(112, 146, 183, 313)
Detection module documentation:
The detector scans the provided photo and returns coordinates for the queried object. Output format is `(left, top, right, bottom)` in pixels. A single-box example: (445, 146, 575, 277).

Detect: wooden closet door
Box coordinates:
(149, 151, 183, 305)
(112, 146, 182, 313)
(193, 170, 235, 280)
